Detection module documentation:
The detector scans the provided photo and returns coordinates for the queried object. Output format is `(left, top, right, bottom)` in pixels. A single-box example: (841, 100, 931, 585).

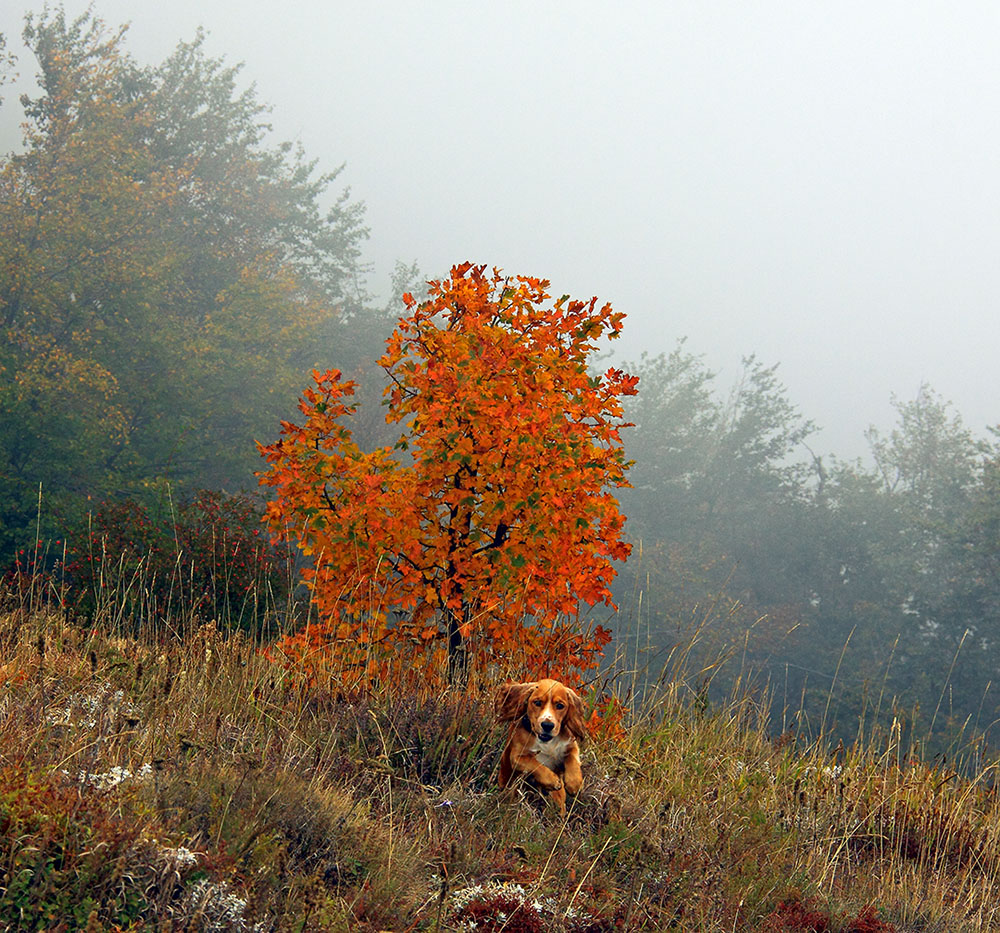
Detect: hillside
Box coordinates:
(2, 593, 999, 931)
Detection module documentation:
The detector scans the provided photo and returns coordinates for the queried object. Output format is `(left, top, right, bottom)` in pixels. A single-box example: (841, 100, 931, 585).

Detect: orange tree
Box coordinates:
(259, 262, 638, 685)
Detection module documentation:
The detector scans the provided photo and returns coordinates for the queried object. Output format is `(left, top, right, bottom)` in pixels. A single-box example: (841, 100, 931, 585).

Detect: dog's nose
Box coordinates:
(541, 720, 554, 733)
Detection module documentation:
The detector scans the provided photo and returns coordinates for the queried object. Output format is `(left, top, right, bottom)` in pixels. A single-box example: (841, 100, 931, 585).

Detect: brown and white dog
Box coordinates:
(496, 679, 587, 813)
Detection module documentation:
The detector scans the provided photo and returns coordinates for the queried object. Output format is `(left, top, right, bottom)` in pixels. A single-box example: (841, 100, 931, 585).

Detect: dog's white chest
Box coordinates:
(530, 733, 574, 770)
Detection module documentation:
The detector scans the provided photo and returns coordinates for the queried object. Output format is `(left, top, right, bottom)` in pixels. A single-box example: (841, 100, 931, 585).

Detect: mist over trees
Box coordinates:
(617, 349, 1000, 749)
(0, 8, 374, 552)
(2, 8, 999, 750)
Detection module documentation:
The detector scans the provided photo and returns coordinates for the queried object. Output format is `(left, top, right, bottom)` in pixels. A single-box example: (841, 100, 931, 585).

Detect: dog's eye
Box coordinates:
(555, 702, 565, 710)
(533, 699, 543, 707)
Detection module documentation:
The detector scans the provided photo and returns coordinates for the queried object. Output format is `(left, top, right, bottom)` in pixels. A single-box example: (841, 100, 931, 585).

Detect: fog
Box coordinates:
(3, 0, 999, 459)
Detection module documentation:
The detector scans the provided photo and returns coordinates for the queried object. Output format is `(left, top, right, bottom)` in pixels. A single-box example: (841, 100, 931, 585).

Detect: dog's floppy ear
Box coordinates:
(564, 688, 588, 744)
(495, 682, 535, 722)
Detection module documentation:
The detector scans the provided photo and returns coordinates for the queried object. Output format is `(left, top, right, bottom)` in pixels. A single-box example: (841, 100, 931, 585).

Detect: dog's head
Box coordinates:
(496, 678, 587, 744)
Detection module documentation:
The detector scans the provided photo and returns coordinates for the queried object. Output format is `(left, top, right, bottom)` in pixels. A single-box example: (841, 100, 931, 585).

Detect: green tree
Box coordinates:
(865, 385, 983, 646)
(950, 436, 1000, 671)
(618, 351, 816, 658)
(0, 9, 369, 555)
(618, 342, 720, 542)
(0, 31, 14, 103)
(791, 388, 990, 744)
(862, 388, 997, 735)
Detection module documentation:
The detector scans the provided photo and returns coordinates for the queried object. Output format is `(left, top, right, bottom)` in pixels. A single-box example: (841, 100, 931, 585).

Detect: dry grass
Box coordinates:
(4, 574, 1000, 930)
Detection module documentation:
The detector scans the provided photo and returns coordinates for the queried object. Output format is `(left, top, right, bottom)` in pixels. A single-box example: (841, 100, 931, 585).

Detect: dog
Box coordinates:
(496, 679, 587, 813)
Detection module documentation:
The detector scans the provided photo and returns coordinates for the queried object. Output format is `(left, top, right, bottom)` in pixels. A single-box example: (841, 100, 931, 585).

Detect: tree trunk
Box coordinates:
(446, 602, 469, 684)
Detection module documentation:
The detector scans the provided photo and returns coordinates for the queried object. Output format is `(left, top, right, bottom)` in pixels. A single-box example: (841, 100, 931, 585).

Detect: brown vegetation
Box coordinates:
(4, 565, 1000, 931)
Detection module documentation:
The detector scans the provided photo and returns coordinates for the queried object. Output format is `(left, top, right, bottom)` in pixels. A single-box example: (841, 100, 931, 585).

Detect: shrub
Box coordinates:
(67, 489, 294, 631)
(0, 766, 187, 929)
(764, 896, 832, 932)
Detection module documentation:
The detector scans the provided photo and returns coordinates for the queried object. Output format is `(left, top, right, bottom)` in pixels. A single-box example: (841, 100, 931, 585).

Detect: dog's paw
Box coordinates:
(536, 770, 563, 792)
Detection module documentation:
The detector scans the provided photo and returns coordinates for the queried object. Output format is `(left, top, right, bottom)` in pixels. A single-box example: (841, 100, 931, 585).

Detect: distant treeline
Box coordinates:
(3, 8, 999, 751)
(617, 347, 1000, 754)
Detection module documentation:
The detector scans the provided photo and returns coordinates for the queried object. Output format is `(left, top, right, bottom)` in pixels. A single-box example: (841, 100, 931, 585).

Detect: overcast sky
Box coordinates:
(3, 1, 999, 460)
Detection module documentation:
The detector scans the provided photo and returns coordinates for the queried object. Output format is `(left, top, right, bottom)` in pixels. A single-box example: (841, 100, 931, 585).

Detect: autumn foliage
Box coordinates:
(258, 263, 638, 686)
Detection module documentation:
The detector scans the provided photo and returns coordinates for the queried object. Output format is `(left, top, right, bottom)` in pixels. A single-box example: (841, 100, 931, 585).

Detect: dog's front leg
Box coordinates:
(519, 758, 567, 814)
(515, 754, 563, 792)
(562, 743, 583, 796)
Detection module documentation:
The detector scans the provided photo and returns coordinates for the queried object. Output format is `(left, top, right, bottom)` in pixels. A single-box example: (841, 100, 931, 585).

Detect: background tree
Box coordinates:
(0, 31, 15, 103)
(615, 349, 817, 678)
(619, 367, 1000, 746)
(862, 389, 995, 732)
(618, 342, 720, 544)
(259, 263, 638, 684)
(0, 9, 369, 555)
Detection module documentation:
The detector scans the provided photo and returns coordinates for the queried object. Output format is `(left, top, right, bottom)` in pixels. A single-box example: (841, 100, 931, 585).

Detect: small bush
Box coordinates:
(67, 489, 294, 631)
(0, 541, 68, 615)
(765, 896, 832, 932)
(846, 906, 898, 932)
(453, 890, 545, 933)
(0, 766, 190, 930)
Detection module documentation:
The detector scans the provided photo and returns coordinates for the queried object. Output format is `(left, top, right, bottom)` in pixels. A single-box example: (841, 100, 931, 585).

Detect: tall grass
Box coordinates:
(4, 551, 1000, 930)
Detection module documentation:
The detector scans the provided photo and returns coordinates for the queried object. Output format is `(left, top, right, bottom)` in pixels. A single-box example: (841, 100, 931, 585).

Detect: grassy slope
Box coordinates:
(2, 601, 1000, 932)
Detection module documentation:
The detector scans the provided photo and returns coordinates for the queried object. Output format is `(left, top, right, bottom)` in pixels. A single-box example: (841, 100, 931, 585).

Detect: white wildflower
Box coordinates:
(448, 879, 592, 929)
(46, 682, 139, 730)
(79, 765, 133, 789)
(77, 762, 154, 790)
(184, 878, 267, 932)
(160, 845, 199, 869)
